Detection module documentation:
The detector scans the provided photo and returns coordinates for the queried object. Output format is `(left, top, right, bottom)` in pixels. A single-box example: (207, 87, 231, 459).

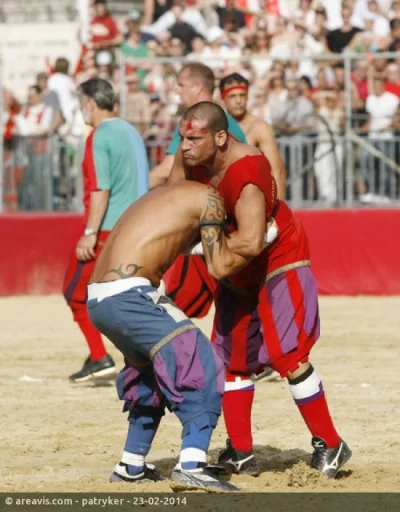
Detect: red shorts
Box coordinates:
(63, 231, 109, 319)
(257, 266, 320, 377)
(213, 266, 320, 378)
(163, 255, 216, 319)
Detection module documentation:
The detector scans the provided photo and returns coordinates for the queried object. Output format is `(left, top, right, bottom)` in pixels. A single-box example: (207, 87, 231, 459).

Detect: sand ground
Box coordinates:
(1, 296, 399, 494)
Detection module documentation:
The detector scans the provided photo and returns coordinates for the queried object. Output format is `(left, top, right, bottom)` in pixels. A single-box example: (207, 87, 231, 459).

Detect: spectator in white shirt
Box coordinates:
(15, 85, 54, 211)
(142, 0, 208, 38)
(15, 86, 52, 137)
(48, 58, 77, 126)
(291, 0, 316, 32)
(360, 77, 399, 196)
(362, 77, 399, 139)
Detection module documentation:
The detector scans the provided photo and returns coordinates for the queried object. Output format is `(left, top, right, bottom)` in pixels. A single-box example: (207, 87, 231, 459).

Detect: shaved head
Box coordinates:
(181, 101, 228, 134)
(180, 102, 229, 167)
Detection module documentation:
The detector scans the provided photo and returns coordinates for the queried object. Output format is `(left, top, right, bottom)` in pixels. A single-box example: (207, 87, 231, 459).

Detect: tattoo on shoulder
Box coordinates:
(200, 188, 225, 261)
(104, 263, 144, 279)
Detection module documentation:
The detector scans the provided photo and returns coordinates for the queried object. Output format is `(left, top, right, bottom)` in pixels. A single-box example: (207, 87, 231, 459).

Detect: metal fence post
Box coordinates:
(344, 52, 354, 206)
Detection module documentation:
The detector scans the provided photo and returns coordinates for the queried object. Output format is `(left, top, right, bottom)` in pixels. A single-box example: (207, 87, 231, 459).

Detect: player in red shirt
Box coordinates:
(169, 102, 351, 479)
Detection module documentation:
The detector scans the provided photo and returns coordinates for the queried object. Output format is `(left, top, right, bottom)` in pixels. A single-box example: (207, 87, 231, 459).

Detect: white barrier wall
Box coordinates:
(0, 22, 80, 101)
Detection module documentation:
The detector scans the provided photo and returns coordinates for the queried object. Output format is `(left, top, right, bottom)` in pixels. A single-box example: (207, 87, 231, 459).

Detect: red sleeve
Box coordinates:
(220, 155, 277, 217)
(106, 16, 119, 39)
(82, 130, 99, 193)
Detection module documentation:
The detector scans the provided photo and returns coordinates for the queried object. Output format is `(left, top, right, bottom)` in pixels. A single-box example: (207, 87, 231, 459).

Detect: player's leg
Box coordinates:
(212, 284, 262, 474)
(153, 328, 238, 491)
(259, 266, 351, 478)
(87, 280, 239, 491)
(109, 362, 165, 483)
(63, 232, 115, 382)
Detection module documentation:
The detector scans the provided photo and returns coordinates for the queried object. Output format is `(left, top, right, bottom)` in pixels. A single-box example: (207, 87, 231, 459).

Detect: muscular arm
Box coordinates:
(257, 121, 287, 199)
(200, 188, 250, 279)
(200, 185, 267, 279)
(225, 184, 266, 259)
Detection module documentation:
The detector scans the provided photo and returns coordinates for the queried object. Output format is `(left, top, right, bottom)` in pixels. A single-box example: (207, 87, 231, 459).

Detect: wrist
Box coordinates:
(84, 228, 98, 236)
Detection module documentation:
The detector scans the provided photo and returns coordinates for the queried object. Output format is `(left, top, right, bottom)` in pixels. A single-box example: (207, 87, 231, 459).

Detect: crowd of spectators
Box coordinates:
(2, 0, 400, 210)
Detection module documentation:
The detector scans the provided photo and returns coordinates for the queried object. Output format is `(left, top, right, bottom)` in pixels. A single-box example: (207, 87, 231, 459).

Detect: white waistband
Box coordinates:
(87, 277, 152, 301)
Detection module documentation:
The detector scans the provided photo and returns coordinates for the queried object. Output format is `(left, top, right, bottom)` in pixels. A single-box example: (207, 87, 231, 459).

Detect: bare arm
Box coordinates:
(257, 120, 287, 199)
(201, 185, 267, 279)
(149, 154, 175, 189)
(51, 110, 64, 133)
(150, 142, 191, 188)
(360, 116, 371, 134)
(225, 184, 266, 259)
(76, 190, 110, 262)
(167, 143, 190, 184)
(200, 188, 250, 279)
(144, 0, 155, 25)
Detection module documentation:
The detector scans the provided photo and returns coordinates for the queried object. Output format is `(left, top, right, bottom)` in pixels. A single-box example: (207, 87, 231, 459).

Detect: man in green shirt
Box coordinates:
(119, 10, 151, 90)
(149, 62, 246, 188)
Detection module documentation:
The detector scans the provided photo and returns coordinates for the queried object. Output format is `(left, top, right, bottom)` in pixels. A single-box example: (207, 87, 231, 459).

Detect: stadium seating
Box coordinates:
(0, 0, 144, 23)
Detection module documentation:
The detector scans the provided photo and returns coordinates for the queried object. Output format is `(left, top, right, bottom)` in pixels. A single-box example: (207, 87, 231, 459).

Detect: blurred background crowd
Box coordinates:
(2, 0, 400, 211)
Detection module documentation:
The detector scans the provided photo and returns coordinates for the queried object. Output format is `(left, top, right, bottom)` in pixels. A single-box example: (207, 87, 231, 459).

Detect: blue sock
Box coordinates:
(122, 412, 162, 475)
(180, 413, 217, 470)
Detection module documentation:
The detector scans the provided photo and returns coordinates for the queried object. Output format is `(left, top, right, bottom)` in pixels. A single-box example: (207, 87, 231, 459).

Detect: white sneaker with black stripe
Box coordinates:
(170, 463, 240, 492)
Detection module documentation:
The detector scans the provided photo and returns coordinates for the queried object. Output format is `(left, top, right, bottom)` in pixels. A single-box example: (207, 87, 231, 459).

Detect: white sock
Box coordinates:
(121, 450, 145, 468)
(179, 447, 207, 469)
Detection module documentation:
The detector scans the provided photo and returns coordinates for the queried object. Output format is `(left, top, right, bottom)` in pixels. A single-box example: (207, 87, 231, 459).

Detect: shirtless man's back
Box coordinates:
(87, 181, 242, 493)
(91, 183, 202, 287)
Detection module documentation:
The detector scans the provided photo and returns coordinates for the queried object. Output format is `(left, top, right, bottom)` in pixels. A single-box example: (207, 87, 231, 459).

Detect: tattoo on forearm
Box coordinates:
(200, 188, 225, 261)
(104, 263, 143, 279)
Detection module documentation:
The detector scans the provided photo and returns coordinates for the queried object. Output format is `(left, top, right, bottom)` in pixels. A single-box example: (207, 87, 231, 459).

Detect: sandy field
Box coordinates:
(0, 295, 399, 494)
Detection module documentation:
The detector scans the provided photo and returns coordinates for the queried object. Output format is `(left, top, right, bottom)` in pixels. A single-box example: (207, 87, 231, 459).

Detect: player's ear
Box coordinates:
(215, 130, 228, 148)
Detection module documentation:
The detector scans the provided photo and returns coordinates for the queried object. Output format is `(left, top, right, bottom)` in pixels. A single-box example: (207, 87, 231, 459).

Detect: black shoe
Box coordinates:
(311, 436, 352, 478)
(110, 462, 164, 483)
(217, 439, 260, 475)
(69, 354, 116, 382)
(171, 463, 240, 492)
(251, 367, 281, 383)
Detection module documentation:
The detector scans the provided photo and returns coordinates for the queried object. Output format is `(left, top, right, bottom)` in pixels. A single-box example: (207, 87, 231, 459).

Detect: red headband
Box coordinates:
(221, 84, 248, 99)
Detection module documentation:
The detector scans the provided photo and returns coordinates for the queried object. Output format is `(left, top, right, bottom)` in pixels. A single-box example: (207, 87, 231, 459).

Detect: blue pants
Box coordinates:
(87, 279, 224, 430)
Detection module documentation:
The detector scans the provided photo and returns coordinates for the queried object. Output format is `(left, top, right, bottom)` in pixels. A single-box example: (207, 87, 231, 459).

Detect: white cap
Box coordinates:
(207, 26, 224, 43)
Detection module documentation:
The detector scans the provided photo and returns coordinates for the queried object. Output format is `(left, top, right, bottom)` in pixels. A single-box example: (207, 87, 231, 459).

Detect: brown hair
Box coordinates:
(54, 57, 70, 74)
(179, 63, 215, 94)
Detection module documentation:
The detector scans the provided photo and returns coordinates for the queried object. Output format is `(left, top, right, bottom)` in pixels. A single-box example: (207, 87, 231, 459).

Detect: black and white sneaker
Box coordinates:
(110, 462, 164, 483)
(217, 439, 260, 475)
(170, 463, 240, 492)
(311, 436, 352, 478)
(69, 354, 116, 382)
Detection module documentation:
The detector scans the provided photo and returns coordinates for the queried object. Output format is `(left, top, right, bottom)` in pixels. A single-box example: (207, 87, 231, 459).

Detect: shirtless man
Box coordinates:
(87, 178, 243, 492)
(219, 72, 287, 199)
(170, 101, 351, 479)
